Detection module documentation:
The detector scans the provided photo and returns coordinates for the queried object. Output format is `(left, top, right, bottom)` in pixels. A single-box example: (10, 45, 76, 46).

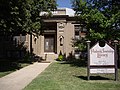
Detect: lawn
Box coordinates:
(0, 61, 31, 78)
(24, 61, 120, 90)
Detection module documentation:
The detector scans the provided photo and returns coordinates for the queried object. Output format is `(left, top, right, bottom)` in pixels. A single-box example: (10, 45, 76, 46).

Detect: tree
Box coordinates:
(0, 0, 57, 58)
(0, 0, 57, 35)
(72, 0, 120, 42)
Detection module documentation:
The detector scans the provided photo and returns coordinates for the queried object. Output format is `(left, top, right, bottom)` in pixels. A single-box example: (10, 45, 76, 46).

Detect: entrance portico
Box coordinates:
(25, 8, 76, 61)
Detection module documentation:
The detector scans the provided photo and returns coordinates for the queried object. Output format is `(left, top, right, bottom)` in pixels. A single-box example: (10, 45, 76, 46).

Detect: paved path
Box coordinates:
(0, 62, 51, 90)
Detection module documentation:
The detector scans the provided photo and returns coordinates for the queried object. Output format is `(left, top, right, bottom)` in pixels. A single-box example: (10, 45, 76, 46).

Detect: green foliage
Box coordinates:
(72, 0, 120, 41)
(0, 0, 57, 35)
(77, 43, 86, 51)
(57, 50, 64, 61)
(58, 55, 63, 61)
(74, 38, 87, 51)
(88, 29, 106, 41)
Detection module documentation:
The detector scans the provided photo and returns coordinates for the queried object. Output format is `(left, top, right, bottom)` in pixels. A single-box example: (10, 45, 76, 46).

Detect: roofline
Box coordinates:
(40, 7, 75, 17)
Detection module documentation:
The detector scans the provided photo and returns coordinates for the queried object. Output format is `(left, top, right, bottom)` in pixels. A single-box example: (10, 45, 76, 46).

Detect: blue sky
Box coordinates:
(57, 0, 72, 8)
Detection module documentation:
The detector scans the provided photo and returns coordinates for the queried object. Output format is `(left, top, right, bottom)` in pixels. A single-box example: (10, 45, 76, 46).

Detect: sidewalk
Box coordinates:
(0, 62, 51, 90)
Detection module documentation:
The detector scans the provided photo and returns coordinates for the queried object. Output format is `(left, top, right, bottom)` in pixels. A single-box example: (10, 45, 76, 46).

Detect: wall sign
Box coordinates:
(87, 41, 118, 81)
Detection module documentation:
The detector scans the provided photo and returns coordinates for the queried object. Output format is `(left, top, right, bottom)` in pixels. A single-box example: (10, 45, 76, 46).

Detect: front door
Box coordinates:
(44, 36, 54, 52)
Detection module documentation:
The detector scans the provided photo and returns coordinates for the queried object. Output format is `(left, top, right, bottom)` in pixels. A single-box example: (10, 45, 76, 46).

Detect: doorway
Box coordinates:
(44, 36, 55, 52)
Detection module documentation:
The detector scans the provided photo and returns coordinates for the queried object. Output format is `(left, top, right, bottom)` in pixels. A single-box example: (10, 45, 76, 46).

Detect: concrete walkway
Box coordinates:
(0, 62, 51, 90)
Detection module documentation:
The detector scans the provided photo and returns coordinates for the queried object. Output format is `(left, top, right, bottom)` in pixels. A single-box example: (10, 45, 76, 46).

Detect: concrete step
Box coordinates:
(42, 53, 58, 62)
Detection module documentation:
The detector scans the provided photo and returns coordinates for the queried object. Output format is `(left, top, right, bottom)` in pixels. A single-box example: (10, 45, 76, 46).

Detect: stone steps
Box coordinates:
(41, 53, 58, 62)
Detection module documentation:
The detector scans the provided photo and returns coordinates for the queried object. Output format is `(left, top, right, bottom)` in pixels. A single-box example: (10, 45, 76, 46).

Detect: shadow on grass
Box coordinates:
(60, 58, 87, 67)
(0, 59, 33, 72)
(60, 59, 87, 67)
(0, 54, 43, 72)
(73, 75, 111, 80)
(57, 51, 87, 67)
(0, 61, 21, 72)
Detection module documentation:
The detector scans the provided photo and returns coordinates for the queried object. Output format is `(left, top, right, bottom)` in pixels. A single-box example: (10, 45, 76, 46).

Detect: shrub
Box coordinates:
(58, 55, 63, 61)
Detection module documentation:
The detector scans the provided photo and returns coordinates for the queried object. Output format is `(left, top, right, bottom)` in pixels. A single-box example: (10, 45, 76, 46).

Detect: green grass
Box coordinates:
(24, 61, 120, 90)
(0, 71, 13, 78)
(0, 61, 31, 78)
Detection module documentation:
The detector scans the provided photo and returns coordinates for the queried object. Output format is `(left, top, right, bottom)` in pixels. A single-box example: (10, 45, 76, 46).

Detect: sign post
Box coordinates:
(86, 41, 91, 80)
(114, 40, 118, 81)
(87, 41, 118, 81)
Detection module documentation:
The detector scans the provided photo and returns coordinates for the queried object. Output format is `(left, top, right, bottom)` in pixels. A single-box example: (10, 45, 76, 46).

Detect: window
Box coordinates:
(74, 25, 80, 39)
(74, 25, 87, 39)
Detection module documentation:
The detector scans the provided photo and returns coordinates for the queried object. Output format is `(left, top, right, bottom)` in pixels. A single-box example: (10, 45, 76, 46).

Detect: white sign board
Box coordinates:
(90, 42, 115, 73)
(90, 43, 114, 65)
(90, 68, 115, 74)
